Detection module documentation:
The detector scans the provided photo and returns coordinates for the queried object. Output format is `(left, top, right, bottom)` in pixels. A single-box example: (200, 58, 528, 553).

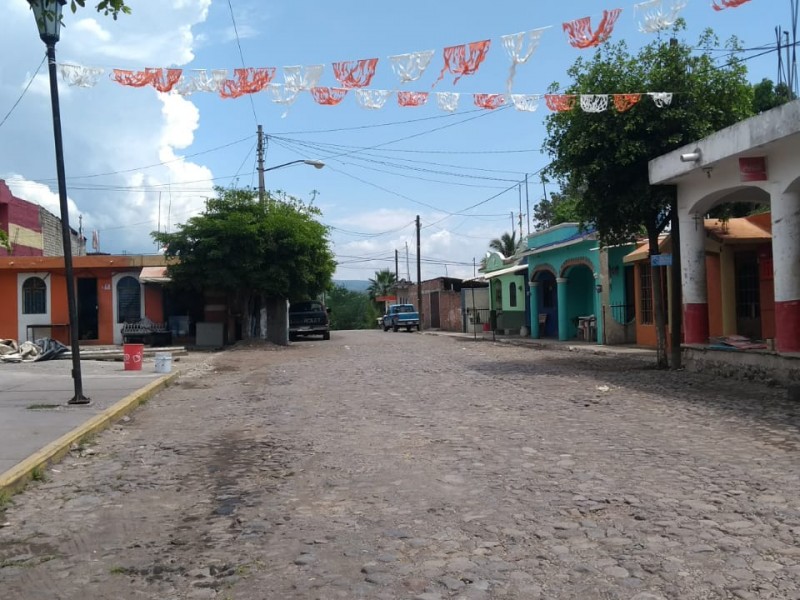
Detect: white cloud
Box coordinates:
(72, 18, 112, 43)
(1, 0, 214, 255)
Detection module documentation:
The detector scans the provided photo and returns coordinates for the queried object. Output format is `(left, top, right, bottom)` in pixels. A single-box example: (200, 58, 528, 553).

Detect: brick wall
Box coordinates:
(0, 179, 84, 257)
(39, 206, 85, 257)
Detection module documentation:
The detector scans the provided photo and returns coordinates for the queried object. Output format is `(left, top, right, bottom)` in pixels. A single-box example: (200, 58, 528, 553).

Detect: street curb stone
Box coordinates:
(0, 370, 179, 496)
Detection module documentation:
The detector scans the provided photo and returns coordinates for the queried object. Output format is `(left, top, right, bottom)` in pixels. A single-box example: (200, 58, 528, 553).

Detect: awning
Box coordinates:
(482, 263, 527, 279)
(139, 266, 171, 284)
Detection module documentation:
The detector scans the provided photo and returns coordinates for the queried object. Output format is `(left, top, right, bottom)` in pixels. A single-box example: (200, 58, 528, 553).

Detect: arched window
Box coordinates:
(117, 276, 141, 323)
(493, 280, 503, 306)
(22, 277, 47, 314)
(508, 281, 518, 307)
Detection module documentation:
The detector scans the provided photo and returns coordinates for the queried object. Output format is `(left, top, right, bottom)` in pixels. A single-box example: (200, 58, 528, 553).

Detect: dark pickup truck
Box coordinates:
(289, 300, 331, 341)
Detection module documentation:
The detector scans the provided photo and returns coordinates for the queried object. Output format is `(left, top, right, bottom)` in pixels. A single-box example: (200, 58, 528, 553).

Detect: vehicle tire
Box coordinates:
(406, 326, 411, 332)
(322, 331, 330, 340)
(289, 333, 297, 342)
(383, 324, 389, 332)
(416, 324, 420, 331)
(393, 323, 399, 332)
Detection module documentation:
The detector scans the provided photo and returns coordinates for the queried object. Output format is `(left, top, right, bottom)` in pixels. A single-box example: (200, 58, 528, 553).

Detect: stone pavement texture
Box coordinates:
(1, 331, 799, 600)
(0, 356, 177, 484)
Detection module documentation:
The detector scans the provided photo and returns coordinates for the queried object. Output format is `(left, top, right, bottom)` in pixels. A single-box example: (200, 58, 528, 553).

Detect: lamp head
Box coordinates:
(29, 0, 66, 44)
(679, 149, 702, 163)
(304, 160, 325, 170)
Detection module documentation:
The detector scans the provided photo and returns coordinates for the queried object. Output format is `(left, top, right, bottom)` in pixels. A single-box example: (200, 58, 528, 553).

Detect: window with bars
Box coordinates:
(508, 281, 518, 307)
(22, 277, 47, 314)
(639, 266, 653, 325)
(117, 276, 141, 323)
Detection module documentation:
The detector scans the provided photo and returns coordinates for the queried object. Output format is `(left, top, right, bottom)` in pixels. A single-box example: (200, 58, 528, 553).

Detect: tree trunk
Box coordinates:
(265, 297, 289, 346)
(648, 228, 669, 369)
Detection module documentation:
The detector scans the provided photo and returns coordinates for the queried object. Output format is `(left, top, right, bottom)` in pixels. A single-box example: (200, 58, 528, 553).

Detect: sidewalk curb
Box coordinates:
(0, 371, 180, 497)
(425, 331, 655, 360)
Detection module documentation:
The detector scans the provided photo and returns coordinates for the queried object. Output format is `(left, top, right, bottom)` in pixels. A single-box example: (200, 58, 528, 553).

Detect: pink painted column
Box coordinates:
(680, 207, 709, 344)
(772, 190, 800, 353)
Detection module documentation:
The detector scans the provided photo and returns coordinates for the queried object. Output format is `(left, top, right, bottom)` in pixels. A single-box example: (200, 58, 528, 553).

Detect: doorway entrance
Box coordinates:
(77, 278, 99, 340)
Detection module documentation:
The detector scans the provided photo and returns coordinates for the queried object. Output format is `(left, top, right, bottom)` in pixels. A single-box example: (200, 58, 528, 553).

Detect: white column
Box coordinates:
(679, 205, 709, 344)
(772, 190, 800, 352)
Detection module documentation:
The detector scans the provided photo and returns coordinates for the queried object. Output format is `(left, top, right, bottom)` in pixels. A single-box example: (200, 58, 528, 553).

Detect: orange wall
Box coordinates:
(0, 272, 17, 339)
(0, 266, 166, 346)
(144, 285, 164, 323)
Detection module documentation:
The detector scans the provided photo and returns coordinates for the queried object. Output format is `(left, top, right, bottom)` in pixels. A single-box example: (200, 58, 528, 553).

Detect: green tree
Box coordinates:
(367, 269, 397, 301)
(152, 186, 335, 345)
(0, 229, 10, 253)
(488, 232, 518, 257)
(68, 1, 130, 18)
(533, 190, 581, 231)
(543, 25, 753, 367)
(752, 78, 795, 113)
(326, 285, 378, 330)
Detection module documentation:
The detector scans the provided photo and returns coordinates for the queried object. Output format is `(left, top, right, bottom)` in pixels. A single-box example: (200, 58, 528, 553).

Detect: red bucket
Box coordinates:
(123, 343, 144, 371)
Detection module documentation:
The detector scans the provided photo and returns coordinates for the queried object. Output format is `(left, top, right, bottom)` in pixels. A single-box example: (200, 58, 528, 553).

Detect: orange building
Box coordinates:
(624, 214, 774, 348)
(0, 254, 169, 346)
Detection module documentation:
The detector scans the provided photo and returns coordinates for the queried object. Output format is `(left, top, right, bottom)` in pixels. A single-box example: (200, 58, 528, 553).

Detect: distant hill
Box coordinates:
(333, 279, 370, 293)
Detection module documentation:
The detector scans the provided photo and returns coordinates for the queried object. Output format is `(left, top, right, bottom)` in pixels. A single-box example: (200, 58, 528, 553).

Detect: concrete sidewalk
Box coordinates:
(0, 357, 178, 494)
(425, 329, 658, 360)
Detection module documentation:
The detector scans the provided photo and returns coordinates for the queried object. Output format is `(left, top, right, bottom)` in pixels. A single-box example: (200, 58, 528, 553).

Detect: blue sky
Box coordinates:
(0, 0, 788, 281)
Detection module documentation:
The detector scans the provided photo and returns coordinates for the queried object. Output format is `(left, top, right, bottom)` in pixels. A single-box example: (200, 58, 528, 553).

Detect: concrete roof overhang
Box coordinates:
(649, 100, 800, 187)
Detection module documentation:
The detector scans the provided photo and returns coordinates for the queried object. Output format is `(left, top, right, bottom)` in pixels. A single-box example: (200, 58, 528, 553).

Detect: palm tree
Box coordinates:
(367, 269, 397, 301)
(488, 231, 518, 258)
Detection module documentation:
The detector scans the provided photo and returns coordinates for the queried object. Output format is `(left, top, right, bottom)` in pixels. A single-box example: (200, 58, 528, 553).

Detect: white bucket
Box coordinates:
(154, 352, 172, 374)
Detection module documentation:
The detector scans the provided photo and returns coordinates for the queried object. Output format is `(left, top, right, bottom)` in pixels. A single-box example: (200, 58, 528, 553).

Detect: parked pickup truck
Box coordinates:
(382, 303, 420, 332)
(289, 300, 331, 341)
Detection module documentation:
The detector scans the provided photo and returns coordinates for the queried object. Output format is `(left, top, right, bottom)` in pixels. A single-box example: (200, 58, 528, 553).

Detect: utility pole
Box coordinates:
(257, 124, 266, 206)
(518, 183, 523, 241)
(416, 215, 423, 329)
(471, 257, 477, 340)
(395, 249, 399, 282)
(405, 241, 410, 280)
(510, 211, 515, 235)
(525, 174, 530, 236)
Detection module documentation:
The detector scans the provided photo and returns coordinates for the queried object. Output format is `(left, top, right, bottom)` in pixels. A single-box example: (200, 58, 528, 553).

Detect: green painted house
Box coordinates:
(481, 252, 528, 334)
(524, 223, 636, 345)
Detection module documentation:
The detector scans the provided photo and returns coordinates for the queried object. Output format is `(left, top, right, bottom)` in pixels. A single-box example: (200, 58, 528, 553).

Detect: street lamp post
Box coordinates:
(29, 0, 89, 404)
(257, 157, 325, 206)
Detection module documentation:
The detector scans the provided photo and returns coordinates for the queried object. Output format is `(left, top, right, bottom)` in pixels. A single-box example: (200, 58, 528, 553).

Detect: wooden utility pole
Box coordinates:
(257, 125, 266, 205)
(416, 215, 423, 328)
(395, 249, 399, 282)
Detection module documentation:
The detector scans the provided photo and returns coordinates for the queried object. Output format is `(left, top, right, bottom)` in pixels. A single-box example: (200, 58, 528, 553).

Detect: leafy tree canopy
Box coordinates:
(752, 78, 796, 113)
(326, 285, 379, 330)
(367, 269, 397, 301)
(543, 24, 754, 245)
(533, 178, 582, 231)
(0, 229, 10, 252)
(69, 0, 131, 19)
(152, 187, 336, 302)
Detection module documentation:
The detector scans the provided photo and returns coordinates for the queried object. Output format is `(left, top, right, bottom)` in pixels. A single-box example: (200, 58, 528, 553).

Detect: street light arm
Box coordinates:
(264, 159, 325, 172)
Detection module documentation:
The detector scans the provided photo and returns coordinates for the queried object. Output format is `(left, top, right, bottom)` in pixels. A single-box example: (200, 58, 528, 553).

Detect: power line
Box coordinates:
(226, 0, 259, 126)
(0, 55, 46, 131)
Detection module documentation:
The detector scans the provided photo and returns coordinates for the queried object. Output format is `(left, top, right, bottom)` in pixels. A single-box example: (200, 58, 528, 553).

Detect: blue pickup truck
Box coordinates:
(382, 304, 420, 332)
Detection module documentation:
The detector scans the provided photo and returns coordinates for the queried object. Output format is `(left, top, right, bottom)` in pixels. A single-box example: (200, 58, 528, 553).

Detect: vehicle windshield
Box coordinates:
(395, 305, 415, 313)
(291, 301, 323, 313)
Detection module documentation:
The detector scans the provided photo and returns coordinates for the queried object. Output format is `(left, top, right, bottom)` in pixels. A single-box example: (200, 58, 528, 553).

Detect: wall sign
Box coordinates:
(739, 156, 767, 182)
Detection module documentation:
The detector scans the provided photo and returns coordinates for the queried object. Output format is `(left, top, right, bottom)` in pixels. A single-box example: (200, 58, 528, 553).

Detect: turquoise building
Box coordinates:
(524, 223, 634, 344)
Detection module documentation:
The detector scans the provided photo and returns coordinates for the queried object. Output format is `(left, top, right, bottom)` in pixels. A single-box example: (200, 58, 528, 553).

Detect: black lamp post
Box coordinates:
(29, 0, 89, 405)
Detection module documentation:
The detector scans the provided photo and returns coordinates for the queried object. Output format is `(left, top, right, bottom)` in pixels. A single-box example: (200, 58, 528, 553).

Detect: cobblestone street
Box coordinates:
(1, 330, 799, 599)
